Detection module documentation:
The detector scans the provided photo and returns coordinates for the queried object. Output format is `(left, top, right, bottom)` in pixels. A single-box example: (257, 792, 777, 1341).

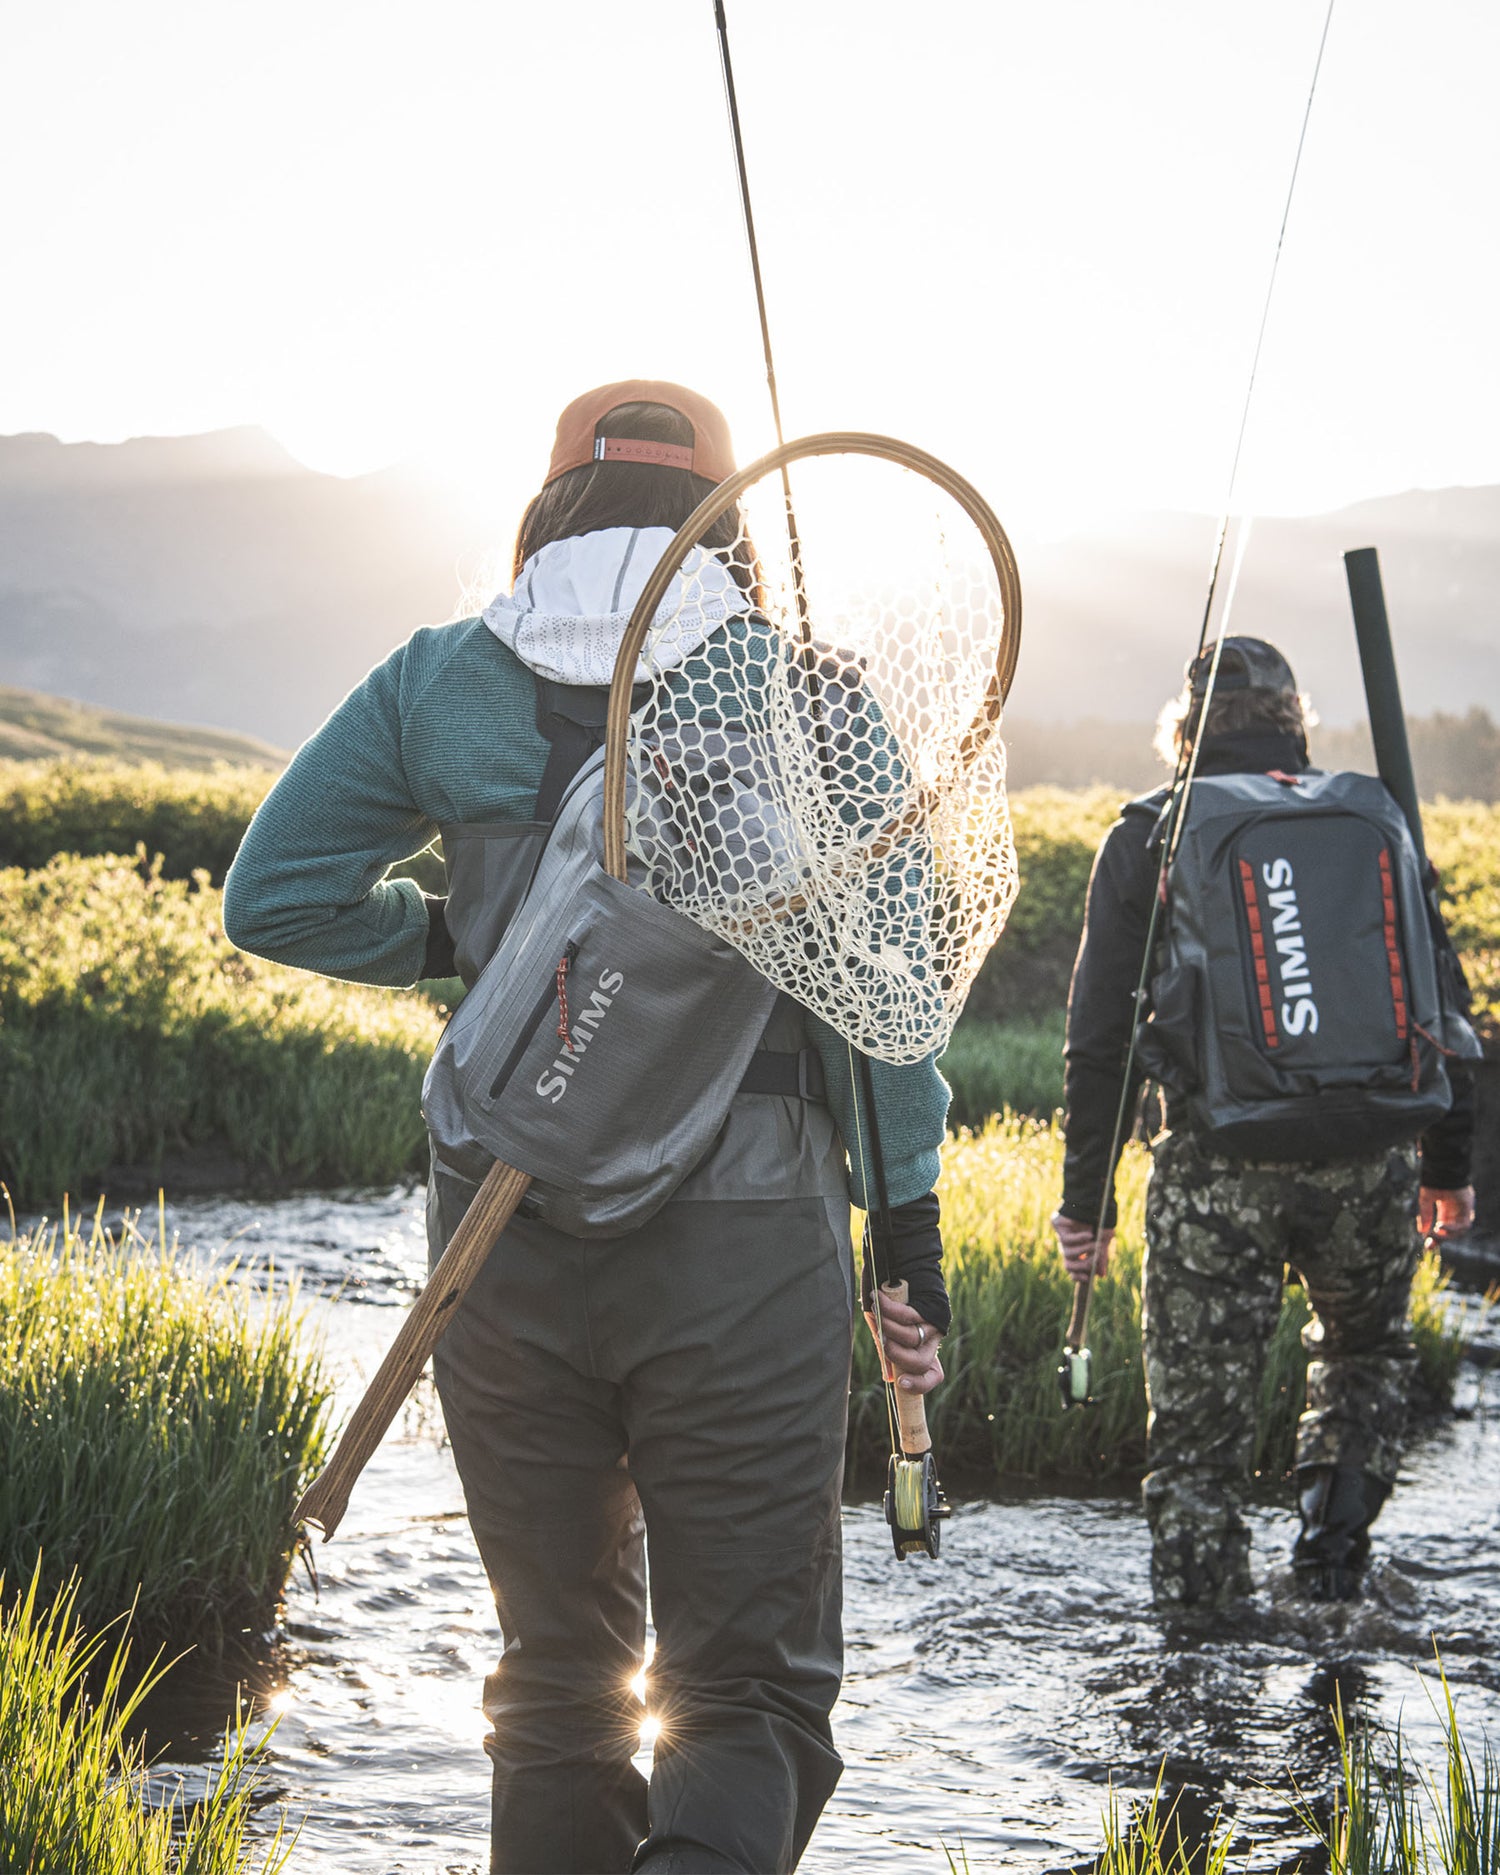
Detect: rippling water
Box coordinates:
(136, 1189, 1499, 1873)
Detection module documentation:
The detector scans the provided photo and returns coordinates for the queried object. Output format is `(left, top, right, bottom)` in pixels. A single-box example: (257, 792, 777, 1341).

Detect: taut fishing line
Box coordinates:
(1064, 0, 1340, 1381)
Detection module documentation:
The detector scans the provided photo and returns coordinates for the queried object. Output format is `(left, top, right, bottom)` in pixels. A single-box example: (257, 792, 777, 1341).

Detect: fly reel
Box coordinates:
(1057, 1342, 1093, 1410)
(885, 1451, 950, 1559)
(1058, 1277, 1095, 1411)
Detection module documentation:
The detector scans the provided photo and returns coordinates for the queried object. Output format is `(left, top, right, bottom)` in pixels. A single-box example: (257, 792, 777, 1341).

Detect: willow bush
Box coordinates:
(0, 1203, 332, 1651)
(964, 786, 1120, 1024)
(848, 1117, 1469, 1486)
(0, 753, 444, 890)
(0, 757, 275, 885)
(0, 851, 441, 1204)
(1426, 797, 1500, 1041)
(0, 1568, 290, 1874)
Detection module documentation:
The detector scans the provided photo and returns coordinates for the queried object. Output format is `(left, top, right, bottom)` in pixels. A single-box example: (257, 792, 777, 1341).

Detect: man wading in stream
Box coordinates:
(1052, 638, 1475, 1609)
(223, 384, 951, 1874)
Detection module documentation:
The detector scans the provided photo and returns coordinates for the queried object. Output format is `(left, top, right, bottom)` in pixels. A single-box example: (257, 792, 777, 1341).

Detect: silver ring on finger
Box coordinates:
(916, 1326, 927, 1347)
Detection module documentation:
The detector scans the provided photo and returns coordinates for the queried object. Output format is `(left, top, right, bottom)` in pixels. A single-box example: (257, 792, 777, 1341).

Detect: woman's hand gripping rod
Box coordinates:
(866, 1278, 951, 1559)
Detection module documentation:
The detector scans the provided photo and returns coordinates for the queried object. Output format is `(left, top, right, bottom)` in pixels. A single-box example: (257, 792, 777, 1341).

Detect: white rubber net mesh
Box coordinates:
(622, 452, 1019, 1065)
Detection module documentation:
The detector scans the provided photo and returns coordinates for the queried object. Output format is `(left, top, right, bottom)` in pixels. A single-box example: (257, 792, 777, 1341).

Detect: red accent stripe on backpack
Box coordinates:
(1377, 848, 1408, 1041)
(1238, 859, 1279, 1049)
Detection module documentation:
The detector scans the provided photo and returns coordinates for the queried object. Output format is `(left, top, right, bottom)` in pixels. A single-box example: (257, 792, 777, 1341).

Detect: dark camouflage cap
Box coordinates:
(1186, 635, 1298, 698)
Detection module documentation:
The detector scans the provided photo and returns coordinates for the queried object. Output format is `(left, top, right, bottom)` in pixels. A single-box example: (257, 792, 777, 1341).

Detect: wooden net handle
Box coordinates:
(294, 1159, 532, 1540)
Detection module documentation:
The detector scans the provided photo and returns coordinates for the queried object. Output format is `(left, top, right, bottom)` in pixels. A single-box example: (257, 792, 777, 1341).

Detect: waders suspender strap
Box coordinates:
(1060, 0, 1339, 1406)
(534, 679, 648, 820)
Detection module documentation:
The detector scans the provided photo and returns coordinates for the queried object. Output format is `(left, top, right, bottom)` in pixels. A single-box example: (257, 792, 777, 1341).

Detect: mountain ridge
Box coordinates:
(2, 428, 1495, 749)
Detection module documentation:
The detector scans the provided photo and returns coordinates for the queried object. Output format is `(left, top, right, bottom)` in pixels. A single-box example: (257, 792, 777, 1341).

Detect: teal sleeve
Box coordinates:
(806, 1014, 950, 1209)
(222, 643, 437, 986)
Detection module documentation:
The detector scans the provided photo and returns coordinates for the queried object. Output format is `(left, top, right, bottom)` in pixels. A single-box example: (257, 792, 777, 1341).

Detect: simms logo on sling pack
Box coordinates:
(1261, 859, 1319, 1035)
(535, 970, 625, 1103)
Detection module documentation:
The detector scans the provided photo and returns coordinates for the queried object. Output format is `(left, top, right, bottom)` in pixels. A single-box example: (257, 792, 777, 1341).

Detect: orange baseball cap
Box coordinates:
(544, 380, 737, 487)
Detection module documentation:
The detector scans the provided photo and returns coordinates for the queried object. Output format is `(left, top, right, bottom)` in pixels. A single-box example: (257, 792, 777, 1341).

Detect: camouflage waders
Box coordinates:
(1141, 1129, 1420, 1606)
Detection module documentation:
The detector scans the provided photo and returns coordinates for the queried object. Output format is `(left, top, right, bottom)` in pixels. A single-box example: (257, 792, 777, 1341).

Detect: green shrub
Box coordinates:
(1427, 798, 1500, 1042)
(965, 787, 1500, 1043)
(0, 1203, 331, 1652)
(0, 755, 447, 893)
(0, 851, 440, 1205)
(848, 1117, 1469, 1485)
(940, 1014, 1065, 1126)
(0, 758, 274, 885)
(0, 1567, 290, 1873)
(966, 787, 1122, 1023)
(8, 762, 1492, 1045)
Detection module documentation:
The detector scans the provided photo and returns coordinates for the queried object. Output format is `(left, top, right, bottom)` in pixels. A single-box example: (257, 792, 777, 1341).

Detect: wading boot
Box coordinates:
(1291, 1465, 1390, 1602)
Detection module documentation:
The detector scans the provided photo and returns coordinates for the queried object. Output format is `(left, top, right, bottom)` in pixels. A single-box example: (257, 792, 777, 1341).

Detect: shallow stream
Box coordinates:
(137, 1188, 1499, 1873)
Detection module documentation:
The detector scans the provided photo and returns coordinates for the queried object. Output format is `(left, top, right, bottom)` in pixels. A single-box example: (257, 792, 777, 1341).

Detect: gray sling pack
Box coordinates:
(1134, 768, 1480, 1162)
(422, 749, 779, 1236)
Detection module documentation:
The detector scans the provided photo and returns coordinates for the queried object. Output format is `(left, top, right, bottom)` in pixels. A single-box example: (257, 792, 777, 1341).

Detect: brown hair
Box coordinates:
(1154, 683, 1315, 766)
(512, 402, 752, 596)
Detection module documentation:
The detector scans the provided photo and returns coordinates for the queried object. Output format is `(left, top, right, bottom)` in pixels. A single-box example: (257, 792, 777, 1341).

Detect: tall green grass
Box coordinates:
(940, 1013, 1065, 1126)
(1312, 1667, 1500, 1875)
(850, 1117, 1469, 1484)
(0, 1566, 290, 1874)
(943, 1660, 1500, 1873)
(0, 1200, 332, 1651)
(0, 851, 440, 1204)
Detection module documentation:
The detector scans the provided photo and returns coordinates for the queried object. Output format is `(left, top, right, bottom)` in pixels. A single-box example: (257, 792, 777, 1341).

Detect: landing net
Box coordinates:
(609, 436, 1022, 1066)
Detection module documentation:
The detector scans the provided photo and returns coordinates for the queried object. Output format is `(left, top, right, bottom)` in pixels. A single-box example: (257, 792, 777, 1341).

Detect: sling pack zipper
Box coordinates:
(488, 940, 580, 1100)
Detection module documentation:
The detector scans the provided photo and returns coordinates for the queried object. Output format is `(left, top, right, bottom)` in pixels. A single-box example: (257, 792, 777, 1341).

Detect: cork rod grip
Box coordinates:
(1066, 1277, 1091, 1350)
(294, 1159, 533, 1540)
(863, 1278, 933, 1457)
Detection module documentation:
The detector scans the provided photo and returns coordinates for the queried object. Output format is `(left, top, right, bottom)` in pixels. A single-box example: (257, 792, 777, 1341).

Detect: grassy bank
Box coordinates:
(850, 1118, 1469, 1485)
(1073, 1667, 1500, 1875)
(0, 1567, 289, 1873)
(0, 1203, 331, 1651)
(6, 755, 1497, 1042)
(0, 851, 439, 1205)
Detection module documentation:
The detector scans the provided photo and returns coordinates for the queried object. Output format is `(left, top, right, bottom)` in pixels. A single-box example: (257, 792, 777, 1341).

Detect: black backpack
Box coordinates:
(1134, 768, 1480, 1161)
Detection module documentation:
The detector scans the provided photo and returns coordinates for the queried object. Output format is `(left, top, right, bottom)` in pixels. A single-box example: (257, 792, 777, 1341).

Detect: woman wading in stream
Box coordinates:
(224, 382, 950, 1874)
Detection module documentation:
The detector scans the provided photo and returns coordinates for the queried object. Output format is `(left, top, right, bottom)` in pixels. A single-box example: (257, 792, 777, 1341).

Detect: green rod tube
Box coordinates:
(1344, 545, 1426, 868)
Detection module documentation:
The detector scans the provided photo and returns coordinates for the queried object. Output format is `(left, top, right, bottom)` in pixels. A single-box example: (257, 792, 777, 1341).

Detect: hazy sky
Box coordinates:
(4, 0, 1497, 533)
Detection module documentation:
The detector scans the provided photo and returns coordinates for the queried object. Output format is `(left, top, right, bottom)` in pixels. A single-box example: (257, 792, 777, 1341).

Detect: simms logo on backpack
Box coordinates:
(1246, 857, 1321, 1038)
(1136, 769, 1479, 1161)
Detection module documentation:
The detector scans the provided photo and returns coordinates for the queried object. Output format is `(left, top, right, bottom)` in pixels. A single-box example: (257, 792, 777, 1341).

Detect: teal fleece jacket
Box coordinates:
(223, 616, 950, 1206)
